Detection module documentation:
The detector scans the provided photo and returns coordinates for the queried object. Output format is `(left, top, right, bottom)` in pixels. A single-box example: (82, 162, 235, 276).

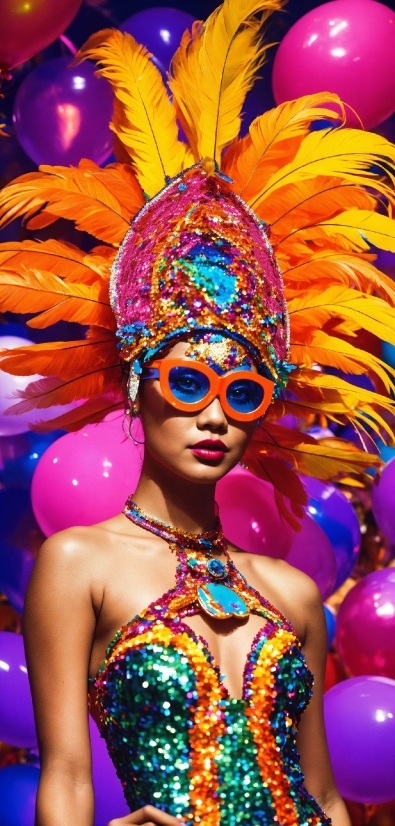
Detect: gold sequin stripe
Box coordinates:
(97, 623, 224, 826)
(245, 628, 301, 826)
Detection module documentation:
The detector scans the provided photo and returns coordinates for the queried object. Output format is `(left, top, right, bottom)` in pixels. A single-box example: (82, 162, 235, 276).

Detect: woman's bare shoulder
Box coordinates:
(228, 544, 323, 643)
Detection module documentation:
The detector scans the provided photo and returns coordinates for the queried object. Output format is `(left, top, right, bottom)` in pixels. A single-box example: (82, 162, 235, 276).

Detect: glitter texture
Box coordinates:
(185, 334, 254, 375)
(90, 526, 332, 825)
(110, 167, 291, 392)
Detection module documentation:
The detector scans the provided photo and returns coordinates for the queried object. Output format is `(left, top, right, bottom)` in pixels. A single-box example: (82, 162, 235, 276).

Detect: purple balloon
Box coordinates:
(336, 568, 395, 680)
(0, 488, 43, 613)
(324, 676, 395, 803)
(372, 457, 395, 543)
(0, 765, 40, 826)
(89, 716, 129, 826)
(0, 632, 37, 748)
(121, 7, 195, 74)
(13, 58, 113, 166)
(286, 512, 337, 600)
(301, 476, 361, 590)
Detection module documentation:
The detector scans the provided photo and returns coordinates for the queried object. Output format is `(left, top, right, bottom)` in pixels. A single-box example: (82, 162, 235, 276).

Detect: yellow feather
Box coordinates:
(249, 126, 395, 211)
(0, 161, 142, 245)
(292, 209, 395, 255)
(290, 329, 395, 394)
(282, 252, 395, 306)
(76, 29, 188, 196)
(169, 0, 285, 164)
(223, 94, 344, 199)
(289, 284, 395, 347)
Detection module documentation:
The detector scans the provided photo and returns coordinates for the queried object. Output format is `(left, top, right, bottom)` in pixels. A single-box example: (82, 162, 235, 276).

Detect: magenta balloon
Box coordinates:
(216, 466, 293, 559)
(324, 676, 395, 803)
(286, 513, 337, 600)
(121, 8, 195, 74)
(0, 632, 37, 749)
(372, 457, 395, 543)
(336, 568, 395, 679)
(13, 58, 113, 166)
(0, 0, 82, 70)
(272, 0, 395, 130)
(89, 716, 129, 826)
(31, 414, 143, 536)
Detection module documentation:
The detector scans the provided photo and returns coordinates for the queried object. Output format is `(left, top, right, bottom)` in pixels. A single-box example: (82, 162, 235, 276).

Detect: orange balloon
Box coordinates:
(0, 0, 82, 70)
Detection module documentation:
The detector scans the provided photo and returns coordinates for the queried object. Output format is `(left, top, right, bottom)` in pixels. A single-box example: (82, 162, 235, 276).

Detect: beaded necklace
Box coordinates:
(123, 496, 250, 620)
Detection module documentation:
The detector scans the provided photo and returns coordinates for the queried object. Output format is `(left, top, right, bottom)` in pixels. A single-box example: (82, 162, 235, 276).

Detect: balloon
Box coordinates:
(89, 716, 129, 826)
(0, 488, 44, 612)
(286, 513, 337, 600)
(216, 465, 293, 559)
(0, 430, 63, 488)
(0, 0, 82, 70)
(13, 59, 113, 166)
(301, 476, 361, 590)
(272, 0, 395, 130)
(0, 765, 40, 826)
(372, 457, 395, 543)
(382, 340, 395, 369)
(324, 604, 336, 648)
(121, 8, 195, 74)
(31, 413, 143, 536)
(324, 676, 395, 803)
(0, 632, 37, 748)
(0, 335, 84, 435)
(336, 568, 395, 679)
(0, 336, 40, 435)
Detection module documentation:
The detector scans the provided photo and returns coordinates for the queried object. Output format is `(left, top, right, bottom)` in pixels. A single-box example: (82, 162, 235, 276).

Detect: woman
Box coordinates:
(1, 1, 395, 823)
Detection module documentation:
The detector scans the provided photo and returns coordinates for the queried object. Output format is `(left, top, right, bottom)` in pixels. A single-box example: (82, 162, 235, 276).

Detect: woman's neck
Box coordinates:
(131, 458, 217, 535)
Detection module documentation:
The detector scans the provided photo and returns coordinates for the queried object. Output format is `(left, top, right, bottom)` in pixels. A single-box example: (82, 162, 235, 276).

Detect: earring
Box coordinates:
(123, 404, 145, 445)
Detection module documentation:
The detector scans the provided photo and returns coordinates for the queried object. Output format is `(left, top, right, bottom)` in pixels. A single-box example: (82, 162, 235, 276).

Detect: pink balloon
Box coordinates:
(216, 466, 293, 559)
(286, 513, 337, 600)
(0, 335, 81, 435)
(89, 716, 129, 826)
(372, 457, 395, 543)
(336, 568, 395, 679)
(13, 58, 113, 166)
(272, 0, 395, 129)
(31, 414, 143, 536)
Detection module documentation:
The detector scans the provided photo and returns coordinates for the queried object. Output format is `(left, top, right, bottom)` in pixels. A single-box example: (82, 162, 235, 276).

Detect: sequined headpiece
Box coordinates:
(110, 164, 290, 399)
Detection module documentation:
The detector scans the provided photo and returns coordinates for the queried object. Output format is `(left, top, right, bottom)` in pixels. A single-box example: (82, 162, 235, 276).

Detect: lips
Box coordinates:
(190, 439, 229, 462)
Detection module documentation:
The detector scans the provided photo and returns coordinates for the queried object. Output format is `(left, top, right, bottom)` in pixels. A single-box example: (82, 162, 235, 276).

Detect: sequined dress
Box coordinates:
(89, 546, 331, 826)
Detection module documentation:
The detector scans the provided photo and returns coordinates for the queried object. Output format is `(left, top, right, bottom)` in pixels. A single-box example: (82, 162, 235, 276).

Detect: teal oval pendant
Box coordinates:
(197, 582, 249, 619)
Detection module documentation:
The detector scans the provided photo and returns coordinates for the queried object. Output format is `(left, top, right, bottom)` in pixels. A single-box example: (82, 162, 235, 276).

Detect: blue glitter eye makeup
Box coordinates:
(226, 378, 264, 413)
(168, 366, 210, 403)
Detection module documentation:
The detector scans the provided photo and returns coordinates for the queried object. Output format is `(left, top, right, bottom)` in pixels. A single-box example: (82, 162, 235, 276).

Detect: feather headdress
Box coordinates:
(0, 0, 395, 526)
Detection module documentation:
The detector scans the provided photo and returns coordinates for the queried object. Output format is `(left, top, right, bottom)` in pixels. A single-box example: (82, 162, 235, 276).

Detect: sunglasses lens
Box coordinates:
(226, 378, 264, 414)
(168, 366, 210, 404)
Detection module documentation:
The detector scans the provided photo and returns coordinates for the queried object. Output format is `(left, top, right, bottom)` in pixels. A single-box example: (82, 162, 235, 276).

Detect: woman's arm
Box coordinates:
(297, 579, 351, 826)
(23, 529, 98, 826)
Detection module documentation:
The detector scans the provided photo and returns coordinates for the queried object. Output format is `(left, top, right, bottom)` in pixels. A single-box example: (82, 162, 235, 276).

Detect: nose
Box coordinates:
(196, 394, 228, 432)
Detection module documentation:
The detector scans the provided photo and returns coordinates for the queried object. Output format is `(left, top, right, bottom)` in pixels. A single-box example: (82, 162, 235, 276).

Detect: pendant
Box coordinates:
(197, 582, 249, 620)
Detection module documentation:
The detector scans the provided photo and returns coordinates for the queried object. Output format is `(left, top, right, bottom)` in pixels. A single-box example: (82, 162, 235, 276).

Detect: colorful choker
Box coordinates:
(123, 497, 250, 620)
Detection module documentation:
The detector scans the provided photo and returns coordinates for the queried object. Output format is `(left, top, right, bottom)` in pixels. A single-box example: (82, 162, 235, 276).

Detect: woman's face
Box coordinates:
(136, 338, 261, 485)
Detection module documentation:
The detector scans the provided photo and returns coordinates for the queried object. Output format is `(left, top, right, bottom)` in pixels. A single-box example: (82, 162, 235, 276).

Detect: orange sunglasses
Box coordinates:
(141, 359, 274, 421)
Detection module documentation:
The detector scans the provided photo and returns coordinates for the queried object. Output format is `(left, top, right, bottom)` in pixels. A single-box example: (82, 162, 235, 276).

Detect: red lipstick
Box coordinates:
(190, 439, 229, 461)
